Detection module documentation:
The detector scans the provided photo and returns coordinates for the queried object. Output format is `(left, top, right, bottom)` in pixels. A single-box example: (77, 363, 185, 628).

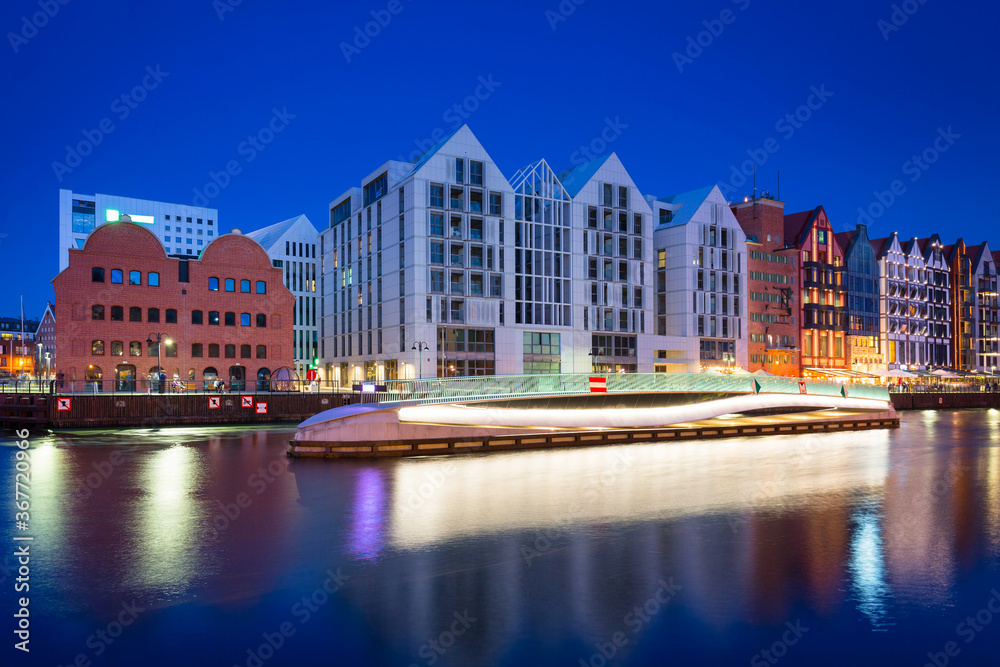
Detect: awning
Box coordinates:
(803, 368, 877, 379)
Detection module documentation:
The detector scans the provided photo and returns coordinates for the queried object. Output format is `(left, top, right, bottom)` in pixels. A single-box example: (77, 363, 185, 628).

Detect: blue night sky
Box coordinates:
(1, 0, 997, 319)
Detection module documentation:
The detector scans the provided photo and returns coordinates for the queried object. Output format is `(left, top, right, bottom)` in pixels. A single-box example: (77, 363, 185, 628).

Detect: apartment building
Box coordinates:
(836, 224, 883, 373)
(246, 215, 321, 380)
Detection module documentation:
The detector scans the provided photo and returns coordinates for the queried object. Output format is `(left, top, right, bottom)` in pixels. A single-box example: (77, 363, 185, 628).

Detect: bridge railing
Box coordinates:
(374, 373, 890, 407)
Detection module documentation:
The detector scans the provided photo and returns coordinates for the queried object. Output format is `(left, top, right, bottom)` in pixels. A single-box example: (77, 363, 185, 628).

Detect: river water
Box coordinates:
(2, 409, 1000, 666)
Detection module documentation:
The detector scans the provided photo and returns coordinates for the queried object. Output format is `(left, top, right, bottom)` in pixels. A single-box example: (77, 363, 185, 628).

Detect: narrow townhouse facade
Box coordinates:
(836, 224, 883, 373)
(785, 206, 848, 374)
(872, 234, 930, 370)
(730, 195, 798, 375)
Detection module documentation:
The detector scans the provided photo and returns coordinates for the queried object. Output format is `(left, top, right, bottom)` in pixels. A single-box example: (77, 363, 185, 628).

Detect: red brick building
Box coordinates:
(53, 221, 294, 391)
(784, 206, 848, 374)
(731, 196, 800, 376)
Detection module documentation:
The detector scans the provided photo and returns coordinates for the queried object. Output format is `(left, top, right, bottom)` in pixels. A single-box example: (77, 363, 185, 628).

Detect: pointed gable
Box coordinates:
(783, 208, 818, 248)
(556, 154, 612, 198)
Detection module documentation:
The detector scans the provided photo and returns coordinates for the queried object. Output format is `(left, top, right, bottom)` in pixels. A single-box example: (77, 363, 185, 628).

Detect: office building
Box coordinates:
(59, 189, 218, 271)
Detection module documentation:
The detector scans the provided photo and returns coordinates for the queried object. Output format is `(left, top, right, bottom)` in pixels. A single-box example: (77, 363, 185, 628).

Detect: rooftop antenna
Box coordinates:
(753, 164, 757, 201)
(777, 169, 780, 202)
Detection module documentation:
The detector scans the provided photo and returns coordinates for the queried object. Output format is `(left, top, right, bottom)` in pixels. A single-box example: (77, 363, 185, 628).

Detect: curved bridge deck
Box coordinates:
(290, 374, 897, 459)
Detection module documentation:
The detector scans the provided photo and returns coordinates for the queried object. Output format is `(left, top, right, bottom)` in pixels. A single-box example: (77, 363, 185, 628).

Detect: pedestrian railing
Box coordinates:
(373, 373, 891, 407)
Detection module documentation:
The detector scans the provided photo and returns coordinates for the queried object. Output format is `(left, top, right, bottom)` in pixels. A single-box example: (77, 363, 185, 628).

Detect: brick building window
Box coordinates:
(111, 270, 123, 284)
(224, 344, 236, 358)
(166, 309, 177, 324)
(110, 341, 123, 356)
(165, 342, 177, 358)
(192, 343, 203, 358)
(208, 344, 220, 358)
(256, 345, 266, 359)
(148, 308, 160, 323)
(209, 277, 219, 291)
(91, 340, 104, 355)
(92, 267, 105, 283)
(240, 345, 251, 359)
(129, 342, 141, 356)
(92, 305, 104, 320)
(256, 281, 267, 294)
(208, 311, 219, 325)
(192, 310, 203, 325)
(256, 314, 266, 327)
(224, 312, 236, 326)
(129, 271, 141, 286)
(129, 307, 142, 322)
(240, 313, 250, 326)
(225, 278, 235, 292)
(240, 280, 251, 293)
(149, 272, 160, 287)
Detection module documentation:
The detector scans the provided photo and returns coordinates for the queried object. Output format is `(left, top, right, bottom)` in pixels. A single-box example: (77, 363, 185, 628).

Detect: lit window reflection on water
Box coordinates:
(849, 508, 891, 628)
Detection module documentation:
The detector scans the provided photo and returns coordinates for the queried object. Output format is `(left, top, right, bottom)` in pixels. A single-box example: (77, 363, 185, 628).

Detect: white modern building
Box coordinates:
(872, 233, 931, 370)
(648, 186, 748, 371)
(319, 125, 707, 385)
(917, 235, 952, 367)
(58, 189, 219, 271)
(245, 215, 321, 381)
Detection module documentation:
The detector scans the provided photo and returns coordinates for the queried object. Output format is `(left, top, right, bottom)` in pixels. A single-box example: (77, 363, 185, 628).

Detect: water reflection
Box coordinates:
(849, 509, 891, 627)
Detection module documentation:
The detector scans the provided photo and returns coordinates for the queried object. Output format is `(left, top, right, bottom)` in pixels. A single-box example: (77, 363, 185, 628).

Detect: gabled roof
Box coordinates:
(245, 214, 318, 252)
(556, 154, 613, 198)
(971, 241, 992, 272)
(834, 230, 855, 254)
(869, 234, 895, 258)
(652, 185, 719, 229)
(509, 158, 570, 200)
(408, 126, 462, 174)
(783, 208, 819, 247)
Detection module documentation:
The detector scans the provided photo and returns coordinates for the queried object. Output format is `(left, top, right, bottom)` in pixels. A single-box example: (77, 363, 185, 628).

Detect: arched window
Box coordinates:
(129, 270, 141, 285)
(165, 341, 177, 358)
(147, 307, 160, 323)
(224, 344, 236, 358)
(92, 305, 105, 320)
(225, 278, 235, 292)
(209, 277, 219, 291)
(129, 341, 142, 357)
(208, 311, 219, 325)
(224, 312, 235, 326)
(240, 279, 250, 293)
(192, 310, 204, 325)
(256, 281, 266, 294)
(192, 343, 203, 358)
(208, 344, 220, 358)
(147, 341, 159, 356)
(240, 344, 251, 359)
(92, 267, 105, 283)
(111, 269, 123, 284)
(240, 313, 250, 326)
(202, 366, 218, 391)
(148, 272, 160, 286)
(92, 340, 105, 356)
(110, 341, 124, 356)
(111, 306, 124, 321)
(129, 307, 142, 322)
(256, 345, 267, 359)
(256, 313, 266, 328)
(165, 309, 177, 323)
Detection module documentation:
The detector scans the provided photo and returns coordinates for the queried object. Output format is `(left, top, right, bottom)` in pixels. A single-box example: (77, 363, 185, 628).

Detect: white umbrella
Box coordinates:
(753, 368, 774, 376)
(868, 368, 890, 377)
(931, 369, 960, 378)
(885, 369, 915, 377)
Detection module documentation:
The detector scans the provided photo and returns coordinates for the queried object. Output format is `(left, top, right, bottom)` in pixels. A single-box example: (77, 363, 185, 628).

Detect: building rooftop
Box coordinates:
(245, 214, 318, 252)
(556, 154, 613, 198)
(653, 185, 717, 229)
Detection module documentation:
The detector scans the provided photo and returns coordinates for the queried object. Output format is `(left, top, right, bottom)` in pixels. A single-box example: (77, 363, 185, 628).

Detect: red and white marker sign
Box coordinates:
(589, 376, 607, 393)
(256, 402, 268, 415)
(241, 395, 254, 408)
(798, 381, 807, 395)
(208, 396, 221, 409)
(56, 397, 72, 411)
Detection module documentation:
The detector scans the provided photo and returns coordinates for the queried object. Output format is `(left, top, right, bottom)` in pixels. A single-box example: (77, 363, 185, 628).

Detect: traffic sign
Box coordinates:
(306, 368, 317, 381)
(208, 396, 221, 409)
(798, 381, 807, 395)
(241, 395, 254, 408)
(256, 402, 268, 415)
(56, 397, 72, 411)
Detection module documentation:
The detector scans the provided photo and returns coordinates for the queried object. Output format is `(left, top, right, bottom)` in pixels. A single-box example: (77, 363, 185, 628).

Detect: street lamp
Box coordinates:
(36, 343, 42, 381)
(412, 341, 430, 379)
(44, 352, 50, 380)
(588, 347, 599, 373)
(146, 332, 171, 392)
